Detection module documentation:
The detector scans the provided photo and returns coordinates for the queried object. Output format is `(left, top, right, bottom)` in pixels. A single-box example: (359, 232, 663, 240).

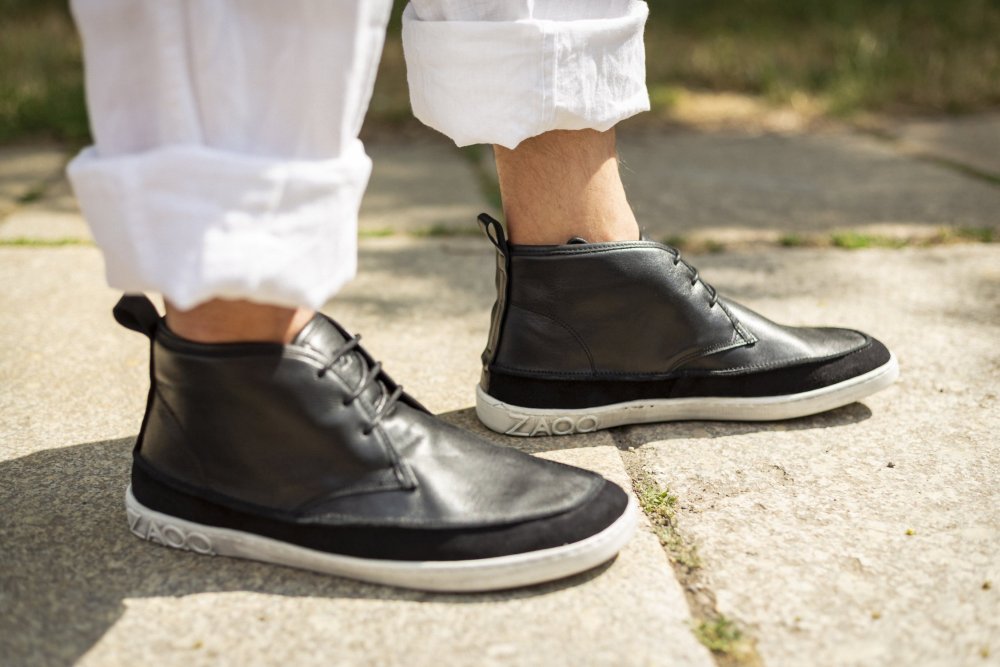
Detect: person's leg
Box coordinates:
(494, 129, 638, 245)
(163, 300, 312, 344)
(70, 0, 384, 337)
(403, 0, 898, 436)
(69, 0, 635, 590)
(403, 0, 647, 247)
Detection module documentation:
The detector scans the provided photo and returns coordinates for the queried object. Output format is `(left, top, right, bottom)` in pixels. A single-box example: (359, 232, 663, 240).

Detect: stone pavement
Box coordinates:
(1, 116, 999, 666)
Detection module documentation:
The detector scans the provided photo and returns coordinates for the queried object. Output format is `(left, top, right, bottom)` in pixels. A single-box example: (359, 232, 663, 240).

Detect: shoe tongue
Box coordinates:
(292, 314, 384, 406)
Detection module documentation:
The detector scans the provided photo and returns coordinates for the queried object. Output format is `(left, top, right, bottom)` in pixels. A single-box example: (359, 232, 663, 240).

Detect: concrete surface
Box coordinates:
(359, 139, 486, 235)
(0, 145, 66, 216)
(0, 177, 90, 242)
(617, 130, 1000, 243)
(5, 124, 1000, 246)
(893, 113, 1000, 178)
(0, 138, 486, 243)
(0, 242, 712, 667)
(628, 245, 1000, 667)
(2, 116, 999, 666)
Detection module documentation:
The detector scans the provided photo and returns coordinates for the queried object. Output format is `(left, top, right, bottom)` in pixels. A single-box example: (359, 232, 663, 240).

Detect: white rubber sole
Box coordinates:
(125, 486, 637, 592)
(477, 354, 899, 437)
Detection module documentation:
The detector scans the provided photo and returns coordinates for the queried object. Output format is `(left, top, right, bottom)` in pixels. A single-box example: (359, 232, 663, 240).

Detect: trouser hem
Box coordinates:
(68, 142, 371, 309)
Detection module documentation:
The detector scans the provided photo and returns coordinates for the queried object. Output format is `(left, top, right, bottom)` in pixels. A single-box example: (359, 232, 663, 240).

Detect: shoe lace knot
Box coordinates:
(316, 334, 404, 435)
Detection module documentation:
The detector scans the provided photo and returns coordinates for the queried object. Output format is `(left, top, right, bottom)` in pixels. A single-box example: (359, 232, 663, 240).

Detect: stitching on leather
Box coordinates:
(510, 241, 664, 256)
(491, 362, 675, 379)
(510, 304, 596, 372)
(717, 300, 756, 345)
(134, 454, 398, 521)
(136, 441, 605, 529)
(312, 472, 605, 529)
(491, 336, 873, 380)
(293, 473, 406, 514)
(492, 335, 751, 379)
(693, 337, 874, 376)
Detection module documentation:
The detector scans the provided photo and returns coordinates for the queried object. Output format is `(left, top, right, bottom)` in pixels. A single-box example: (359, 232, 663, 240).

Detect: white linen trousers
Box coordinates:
(67, 0, 650, 309)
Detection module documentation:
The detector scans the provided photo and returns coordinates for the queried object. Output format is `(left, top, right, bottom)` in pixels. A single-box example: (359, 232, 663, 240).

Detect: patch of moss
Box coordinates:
(662, 234, 688, 250)
(779, 234, 806, 247)
(693, 615, 755, 661)
(954, 227, 995, 243)
(638, 482, 702, 571)
(0, 237, 91, 247)
(358, 227, 396, 238)
(411, 223, 482, 238)
(830, 231, 906, 249)
(16, 182, 48, 204)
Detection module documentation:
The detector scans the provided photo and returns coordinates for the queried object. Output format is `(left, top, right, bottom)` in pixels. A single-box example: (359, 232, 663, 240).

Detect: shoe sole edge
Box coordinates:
(125, 487, 637, 592)
(477, 354, 900, 436)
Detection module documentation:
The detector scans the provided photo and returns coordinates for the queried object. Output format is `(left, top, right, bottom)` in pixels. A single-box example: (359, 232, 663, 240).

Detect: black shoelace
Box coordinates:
(316, 335, 404, 435)
(668, 249, 719, 307)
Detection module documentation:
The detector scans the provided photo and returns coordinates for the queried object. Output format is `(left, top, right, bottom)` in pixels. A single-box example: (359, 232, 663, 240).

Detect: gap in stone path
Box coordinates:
(613, 426, 766, 667)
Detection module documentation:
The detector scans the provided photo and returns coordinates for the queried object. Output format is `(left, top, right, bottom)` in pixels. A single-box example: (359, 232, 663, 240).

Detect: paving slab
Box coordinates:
(360, 139, 486, 235)
(0, 145, 67, 216)
(0, 240, 710, 667)
(626, 245, 1000, 667)
(0, 175, 92, 242)
(617, 129, 1000, 243)
(0, 140, 485, 242)
(893, 113, 1000, 178)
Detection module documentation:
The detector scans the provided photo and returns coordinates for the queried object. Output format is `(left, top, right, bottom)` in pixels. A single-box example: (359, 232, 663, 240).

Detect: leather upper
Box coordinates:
(483, 239, 868, 381)
(123, 298, 601, 529)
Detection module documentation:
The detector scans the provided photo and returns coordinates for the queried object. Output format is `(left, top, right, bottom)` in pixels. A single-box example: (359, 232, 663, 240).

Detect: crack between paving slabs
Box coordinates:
(611, 426, 765, 667)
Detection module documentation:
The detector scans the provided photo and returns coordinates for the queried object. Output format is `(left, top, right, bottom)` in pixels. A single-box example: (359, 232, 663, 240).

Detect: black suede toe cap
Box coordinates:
(673, 334, 893, 398)
(132, 460, 630, 562)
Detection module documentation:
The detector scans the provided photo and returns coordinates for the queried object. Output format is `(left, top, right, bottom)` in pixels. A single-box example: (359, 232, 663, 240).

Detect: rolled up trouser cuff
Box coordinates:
(67, 141, 371, 310)
(402, 0, 650, 149)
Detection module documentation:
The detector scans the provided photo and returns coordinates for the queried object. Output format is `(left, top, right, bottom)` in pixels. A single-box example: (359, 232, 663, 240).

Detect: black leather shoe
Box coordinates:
(114, 294, 635, 591)
(475, 214, 898, 436)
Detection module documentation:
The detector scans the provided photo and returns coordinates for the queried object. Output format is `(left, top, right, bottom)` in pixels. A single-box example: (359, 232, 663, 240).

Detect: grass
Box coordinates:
(644, 0, 1000, 118)
(779, 233, 807, 247)
(637, 482, 702, 571)
(830, 231, 906, 250)
(16, 182, 48, 204)
(3, 1, 1000, 145)
(692, 615, 756, 661)
(0, 2, 88, 144)
(358, 227, 396, 238)
(778, 227, 997, 250)
(0, 236, 90, 247)
(412, 223, 481, 238)
(357, 225, 482, 239)
(623, 458, 761, 667)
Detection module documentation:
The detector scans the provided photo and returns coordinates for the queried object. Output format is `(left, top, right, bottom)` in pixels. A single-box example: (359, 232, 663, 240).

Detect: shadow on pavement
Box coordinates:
(0, 438, 609, 666)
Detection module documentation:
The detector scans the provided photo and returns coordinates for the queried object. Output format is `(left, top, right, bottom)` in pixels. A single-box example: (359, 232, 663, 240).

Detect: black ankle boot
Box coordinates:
(475, 214, 898, 436)
(114, 294, 635, 591)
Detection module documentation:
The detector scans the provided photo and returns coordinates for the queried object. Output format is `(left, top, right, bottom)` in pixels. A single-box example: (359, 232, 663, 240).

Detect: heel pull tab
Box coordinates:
(477, 213, 508, 255)
(113, 294, 160, 339)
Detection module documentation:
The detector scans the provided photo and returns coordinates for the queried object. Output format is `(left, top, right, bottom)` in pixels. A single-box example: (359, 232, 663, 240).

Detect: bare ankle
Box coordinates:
(495, 128, 640, 245)
(165, 299, 315, 344)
